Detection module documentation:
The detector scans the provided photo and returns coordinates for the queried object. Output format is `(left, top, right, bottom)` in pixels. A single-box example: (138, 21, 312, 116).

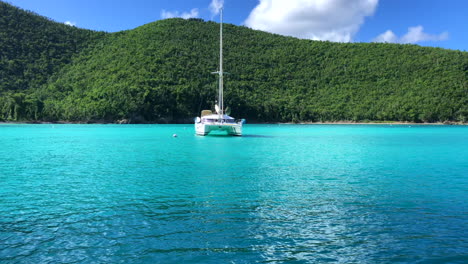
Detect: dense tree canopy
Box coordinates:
(1, 2, 467, 123)
(0, 2, 105, 120)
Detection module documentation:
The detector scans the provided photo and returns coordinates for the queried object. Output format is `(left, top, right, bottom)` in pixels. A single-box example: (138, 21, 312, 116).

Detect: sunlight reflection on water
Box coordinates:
(0, 124, 467, 263)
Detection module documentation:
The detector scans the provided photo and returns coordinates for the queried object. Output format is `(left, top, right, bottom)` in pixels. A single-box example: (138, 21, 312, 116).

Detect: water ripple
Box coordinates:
(1, 124, 467, 263)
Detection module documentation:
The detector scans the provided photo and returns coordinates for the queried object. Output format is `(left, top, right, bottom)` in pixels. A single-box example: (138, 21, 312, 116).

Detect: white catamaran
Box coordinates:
(195, 9, 243, 136)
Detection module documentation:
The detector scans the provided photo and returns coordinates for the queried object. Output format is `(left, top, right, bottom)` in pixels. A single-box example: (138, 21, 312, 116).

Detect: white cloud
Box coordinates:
(373, 30, 397, 43)
(64, 21, 76, 27)
(161, 8, 199, 19)
(401, 26, 448, 43)
(373, 26, 449, 44)
(209, 0, 224, 16)
(244, 0, 379, 42)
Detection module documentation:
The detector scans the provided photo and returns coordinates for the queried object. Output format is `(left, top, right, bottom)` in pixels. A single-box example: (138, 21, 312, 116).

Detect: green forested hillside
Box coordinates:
(1, 2, 467, 123)
(0, 2, 106, 120)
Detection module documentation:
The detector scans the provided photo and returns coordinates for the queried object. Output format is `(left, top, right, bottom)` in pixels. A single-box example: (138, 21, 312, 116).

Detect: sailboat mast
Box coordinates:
(218, 8, 224, 117)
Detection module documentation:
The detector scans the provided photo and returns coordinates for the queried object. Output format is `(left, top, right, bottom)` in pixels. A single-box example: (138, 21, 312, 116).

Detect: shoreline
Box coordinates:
(1, 121, 466, 125)
(266, 121, 467, 125)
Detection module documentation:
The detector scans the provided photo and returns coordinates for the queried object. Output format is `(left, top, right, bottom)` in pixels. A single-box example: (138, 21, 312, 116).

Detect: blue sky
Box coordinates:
(6, 0, 467, 51)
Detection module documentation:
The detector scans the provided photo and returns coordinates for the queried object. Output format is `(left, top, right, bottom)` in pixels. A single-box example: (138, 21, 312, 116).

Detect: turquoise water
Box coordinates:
(0, 124, 467, 263)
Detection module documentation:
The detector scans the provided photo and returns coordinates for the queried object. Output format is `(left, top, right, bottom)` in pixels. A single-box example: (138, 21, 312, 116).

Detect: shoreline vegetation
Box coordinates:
(1, 120, 466, 125)
(1, 2, 467, 124)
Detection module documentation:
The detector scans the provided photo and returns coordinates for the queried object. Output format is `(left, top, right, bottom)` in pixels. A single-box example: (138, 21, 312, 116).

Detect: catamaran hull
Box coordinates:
(195, 123, 242, 136)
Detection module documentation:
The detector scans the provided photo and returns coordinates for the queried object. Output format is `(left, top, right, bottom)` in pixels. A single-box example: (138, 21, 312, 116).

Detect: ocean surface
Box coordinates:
(0, 124, 467, 263)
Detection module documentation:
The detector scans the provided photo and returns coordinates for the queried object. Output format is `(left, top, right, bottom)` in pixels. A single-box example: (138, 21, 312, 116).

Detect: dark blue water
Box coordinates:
(1, 124, 467, 263)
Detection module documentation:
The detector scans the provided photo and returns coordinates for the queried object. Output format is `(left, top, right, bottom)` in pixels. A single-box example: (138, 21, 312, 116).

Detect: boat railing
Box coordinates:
(202, 118, 238, 125)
